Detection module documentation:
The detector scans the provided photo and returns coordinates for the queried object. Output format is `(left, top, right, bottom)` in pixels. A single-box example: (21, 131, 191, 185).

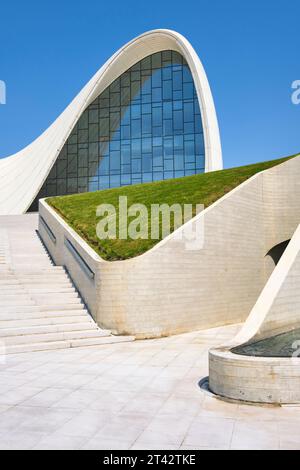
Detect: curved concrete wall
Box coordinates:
(209, 223, 300, 404)
(39, 155, 300, 338)
(0, 29, 222, 215)
(234, 223, 300, 344)
(209, 348, 300, 404)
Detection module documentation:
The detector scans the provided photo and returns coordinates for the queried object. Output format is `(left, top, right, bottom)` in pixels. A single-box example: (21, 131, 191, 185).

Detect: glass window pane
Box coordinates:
(131, 119, 141, 138)
(142, 154, 152, 172)
(163, 80, 172, 100)
(32, 49, 205, 201)
(142, 114, 151, 134)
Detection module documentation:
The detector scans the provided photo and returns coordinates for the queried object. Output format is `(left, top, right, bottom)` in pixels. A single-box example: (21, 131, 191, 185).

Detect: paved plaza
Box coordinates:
(0, 323, 299, 450)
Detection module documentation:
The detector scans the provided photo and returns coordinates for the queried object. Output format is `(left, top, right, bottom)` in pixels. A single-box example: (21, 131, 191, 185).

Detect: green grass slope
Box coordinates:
(47, 155, 295, 261)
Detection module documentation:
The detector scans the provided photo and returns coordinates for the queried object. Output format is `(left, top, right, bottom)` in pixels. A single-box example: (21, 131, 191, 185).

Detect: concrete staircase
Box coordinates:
(0, 215, 134, 354)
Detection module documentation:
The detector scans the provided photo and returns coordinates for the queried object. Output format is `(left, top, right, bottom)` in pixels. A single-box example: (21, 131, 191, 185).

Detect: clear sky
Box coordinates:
(0, 0, 299, 168)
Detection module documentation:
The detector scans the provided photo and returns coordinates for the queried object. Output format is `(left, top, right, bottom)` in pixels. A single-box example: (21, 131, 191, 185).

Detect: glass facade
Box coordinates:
(30, 50, 205, 209)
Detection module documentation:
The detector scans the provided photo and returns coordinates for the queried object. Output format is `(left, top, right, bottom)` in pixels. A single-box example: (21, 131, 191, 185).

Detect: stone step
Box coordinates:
(30, 294, 80, 304)
(0, 328, 111, 346)
(0, 293, 31, 299)
(1, 305, 42, 313)
(0, 310, 88, 321)
(0, 276, 70, 283)
(70, 335, 135, 348)
(0, 287, 76, 295)
(40, 304, 86, 312)
(0, 315, 93, 329)
(16, 268, 66, 272)
(2, 335, 135, 354)
(13, 266, 65, 271)
(0, 281, 22, 286)
(14, 263, 66, 276)
(20, 283, 74, 289)
(0, 321, 102, 338)
(0, 289, 26, 295)
(0, 219, 135, 354)
(15, 275, 71, 281)
(0, 300, 36, 306)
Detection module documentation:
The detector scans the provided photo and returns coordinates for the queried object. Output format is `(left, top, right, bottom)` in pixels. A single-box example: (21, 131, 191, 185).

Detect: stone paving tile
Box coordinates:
(88, 390, 136, 413)
(52, 373, 97, 389)
(198, 395, 239, 419)
(278, 419, 300, 449)
(51, 389, 101, 410)
(92, 413, 151, 447)
(130, 443, 179, 450)
(54, 409, 112, 438)
(133, 413, 193, 447)
(158, 392, 203, 417)
(183, 415, 235, 448)
(82, 438, 133, 450)
(17, 407, 79, 434)
(237, 403, 283, 421)
(230, 420, 279, 450)
(140, 376, 181, 395)
(0, 430, 48, 450)
(0, 406, 52, 433)
(120, 392, 169, 416)
(113, 374, 154, 393)
(0, 323, 299, 450)
(80, 375, 119, 392)
(20, 387, 73, 408)
(0, 386, 44, 406)
(33, 433, 88, 450)
(0, 404, 11, 414)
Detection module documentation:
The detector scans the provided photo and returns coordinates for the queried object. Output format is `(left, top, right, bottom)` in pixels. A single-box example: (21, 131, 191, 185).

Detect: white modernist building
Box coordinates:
(0, 29, 222, 215)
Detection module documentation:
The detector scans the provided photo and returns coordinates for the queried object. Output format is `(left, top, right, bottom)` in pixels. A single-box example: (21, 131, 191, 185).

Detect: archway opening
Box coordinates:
(266, 239, 290, 266)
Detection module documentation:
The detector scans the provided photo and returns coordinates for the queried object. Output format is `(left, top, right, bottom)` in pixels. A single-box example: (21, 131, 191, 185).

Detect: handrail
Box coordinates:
(64, 237, 95, 280)
(40, 216, 56, 244)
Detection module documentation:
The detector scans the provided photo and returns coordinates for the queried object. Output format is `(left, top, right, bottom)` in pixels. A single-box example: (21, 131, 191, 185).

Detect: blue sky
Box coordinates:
(0, 0, 299, 168)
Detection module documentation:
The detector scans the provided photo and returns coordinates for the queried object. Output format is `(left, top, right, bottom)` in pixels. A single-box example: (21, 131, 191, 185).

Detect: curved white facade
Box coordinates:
(0, 29, 222, 215)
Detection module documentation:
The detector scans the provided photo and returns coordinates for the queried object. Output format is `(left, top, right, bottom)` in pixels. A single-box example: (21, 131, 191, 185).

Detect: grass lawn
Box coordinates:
(46, 155, 295, 261)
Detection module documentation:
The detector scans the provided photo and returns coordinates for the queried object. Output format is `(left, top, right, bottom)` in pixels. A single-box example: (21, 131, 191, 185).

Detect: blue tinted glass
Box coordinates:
(110, 175, 120, 187)
(183, 82, 194, 99)
(121, 146, 130, 164)
(162, 81, 172, 100)
(142, 138, 151, 154)
(121, 125, 130, 140)
(131, 119, 141, 138)
(174, 110, 183, 132)
(174, 153, 184, 171)
(35, 50, 205, 201)
(142, 154, 152, 172)
(132, 139, 141, 156)
(173, 71, 182, 91)
(184, 102, 194, 122)
(152, 107, 162, 127)
(121, 174, 131, 185)
(131, 105, 140, 119)
(142, 114, 151, 134)
(132, 159, 142, 172)
(153, 137, 162, 147)
(152, 88, 162, 102)
(152, 69, 162, 87)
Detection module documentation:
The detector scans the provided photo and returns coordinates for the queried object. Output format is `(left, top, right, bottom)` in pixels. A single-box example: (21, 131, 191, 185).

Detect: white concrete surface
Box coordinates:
(0, 29, 222, 215)
(0, 214, 133, 353)
(40, 155, 300, 338)
(209, 223, 300, 404)
(235, 222, 300, 343)
(0, 322, 299, 450)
